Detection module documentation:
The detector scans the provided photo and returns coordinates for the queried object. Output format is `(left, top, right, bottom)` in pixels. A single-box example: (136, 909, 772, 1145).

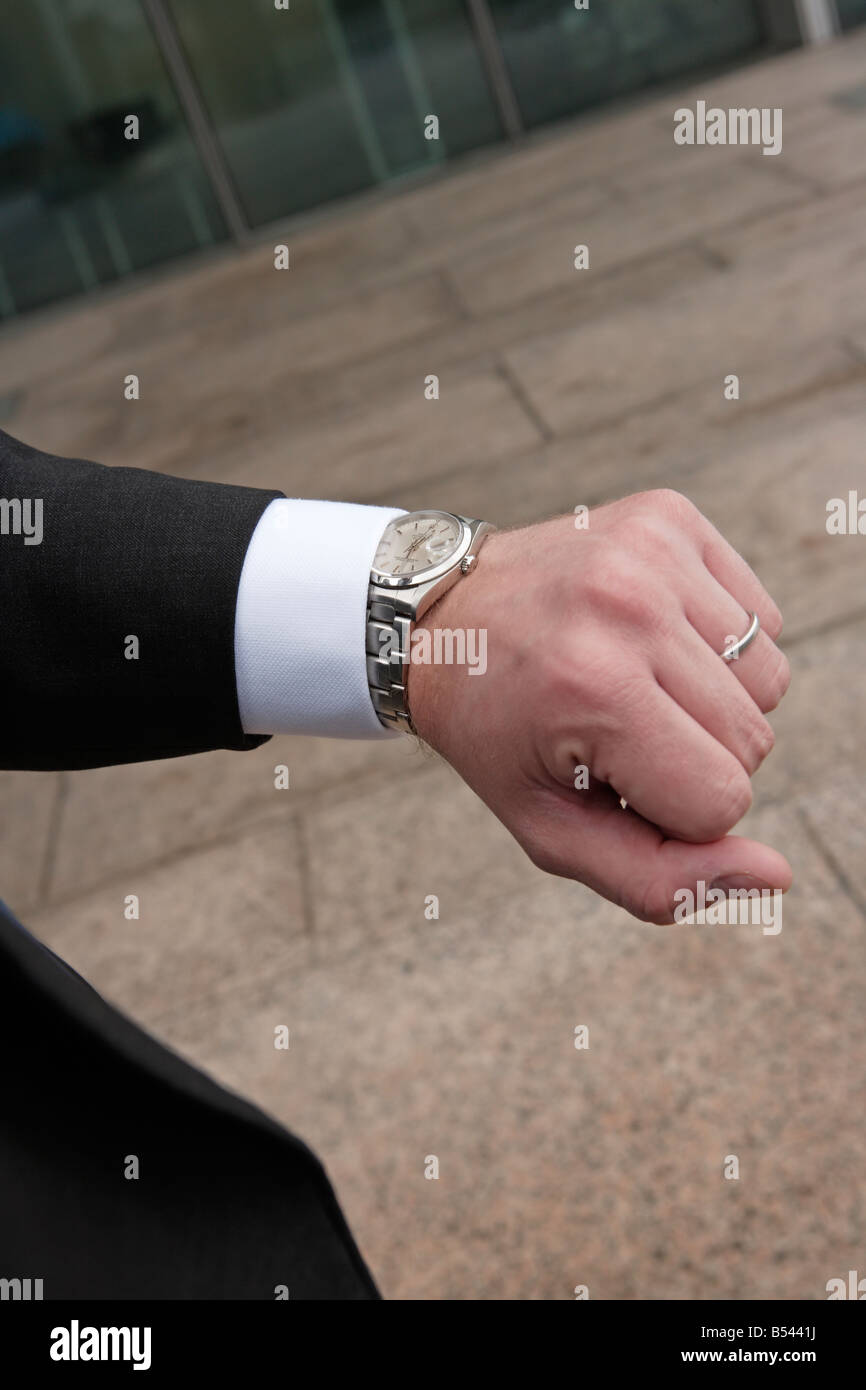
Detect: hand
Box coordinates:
(407, 490, 792, 923)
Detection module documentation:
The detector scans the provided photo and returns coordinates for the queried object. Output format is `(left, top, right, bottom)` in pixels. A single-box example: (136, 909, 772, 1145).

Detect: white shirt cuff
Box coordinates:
(234, 498, 406, 739)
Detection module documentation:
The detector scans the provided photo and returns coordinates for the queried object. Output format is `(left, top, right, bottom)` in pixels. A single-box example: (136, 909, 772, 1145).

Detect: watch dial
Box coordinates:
(374, 512, 463, 578)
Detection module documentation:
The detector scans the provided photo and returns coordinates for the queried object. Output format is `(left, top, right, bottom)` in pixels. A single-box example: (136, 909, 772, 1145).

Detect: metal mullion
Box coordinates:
(795, 0, 841, 41)
(381, 0, 447, 164)
(317, 0, 391, 183)
(139, 0, 249, 243)
(465, 0, 523, 139)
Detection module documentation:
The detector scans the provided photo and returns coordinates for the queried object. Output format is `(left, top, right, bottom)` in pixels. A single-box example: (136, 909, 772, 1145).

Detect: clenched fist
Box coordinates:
(408, 490, 792, 923)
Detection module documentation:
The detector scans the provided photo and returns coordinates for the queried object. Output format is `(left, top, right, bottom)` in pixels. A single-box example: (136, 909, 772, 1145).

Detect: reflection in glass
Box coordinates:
(486, 0, 765, 129)
(168, 0, 502, 227)
(0, 0, 226, 319)
(837, 0, 866, 30)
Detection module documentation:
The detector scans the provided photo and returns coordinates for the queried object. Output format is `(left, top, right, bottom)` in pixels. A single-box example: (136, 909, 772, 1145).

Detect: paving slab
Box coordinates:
(0, 770, 61, 917)
(142, 802, 864, 1300)
(217, 365, 544, 499)
(797, 766, 866, 915)
(449, 157, 802, 318)
(47, 734, 412, 903)
(503, 221, 866, 441)
(387, 350, 864, 536)
(301, 758, 541, 961)
(776, 96, 866, 187)
(9, 269, 465, 477)
(686, 406, 866, 642)
(746, 615, 866, 806)
(29, 821, 311, 1022)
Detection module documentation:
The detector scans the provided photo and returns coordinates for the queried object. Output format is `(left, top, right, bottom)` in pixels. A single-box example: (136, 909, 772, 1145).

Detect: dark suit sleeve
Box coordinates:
(0, 428, 284, 770)
(0, 900, 380, 1299)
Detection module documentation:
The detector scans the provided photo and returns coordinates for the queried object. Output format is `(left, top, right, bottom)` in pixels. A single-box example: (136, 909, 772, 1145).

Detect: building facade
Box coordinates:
(0, 0, 857, 321)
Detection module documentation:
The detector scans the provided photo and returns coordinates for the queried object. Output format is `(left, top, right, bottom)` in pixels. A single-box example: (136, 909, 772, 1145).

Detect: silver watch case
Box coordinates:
(366, 513, 495, 732)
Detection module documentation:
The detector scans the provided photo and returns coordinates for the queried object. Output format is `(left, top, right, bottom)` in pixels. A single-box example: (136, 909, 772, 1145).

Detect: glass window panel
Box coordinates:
(0, 0, 227, 320)
(837, 0, 866, 30)
(486, 0, 766, 129)
(167, 0, 503, 228)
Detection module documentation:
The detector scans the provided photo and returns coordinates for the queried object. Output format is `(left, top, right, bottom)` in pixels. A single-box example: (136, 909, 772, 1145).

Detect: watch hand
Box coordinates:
(404, 529, 435, 558)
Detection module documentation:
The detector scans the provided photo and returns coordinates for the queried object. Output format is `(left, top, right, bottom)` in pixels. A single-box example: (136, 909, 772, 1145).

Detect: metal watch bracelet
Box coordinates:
(365, 587, 417, 733)
(365, 514, 494, 733)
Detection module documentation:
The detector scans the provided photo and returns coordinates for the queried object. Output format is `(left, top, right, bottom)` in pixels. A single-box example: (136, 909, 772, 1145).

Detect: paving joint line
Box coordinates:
(36, 770, 68, 907)
(795, 803, 866, 924)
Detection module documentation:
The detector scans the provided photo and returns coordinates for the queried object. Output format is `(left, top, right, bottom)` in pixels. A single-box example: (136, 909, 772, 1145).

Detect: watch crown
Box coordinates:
(460, 554, 475, 574)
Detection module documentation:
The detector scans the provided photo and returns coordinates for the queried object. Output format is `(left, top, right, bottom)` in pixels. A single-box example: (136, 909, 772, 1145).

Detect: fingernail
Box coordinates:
(710, 872, 774, 893)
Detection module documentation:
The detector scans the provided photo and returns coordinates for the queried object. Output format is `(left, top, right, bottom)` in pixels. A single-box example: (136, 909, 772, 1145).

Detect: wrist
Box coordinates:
(405, 594, 456, 748)
(406, 529, 504, 748)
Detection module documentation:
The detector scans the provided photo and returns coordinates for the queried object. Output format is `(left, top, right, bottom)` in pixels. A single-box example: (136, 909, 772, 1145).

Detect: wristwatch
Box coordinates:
(366, 509, 496, 733)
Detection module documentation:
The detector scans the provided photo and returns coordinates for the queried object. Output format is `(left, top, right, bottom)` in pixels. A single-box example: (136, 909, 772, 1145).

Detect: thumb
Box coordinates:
(522, 788, 792, 924)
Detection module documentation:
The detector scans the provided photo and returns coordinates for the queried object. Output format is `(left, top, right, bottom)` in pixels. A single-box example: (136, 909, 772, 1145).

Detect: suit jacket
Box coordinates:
(0, 429, 379, 1299)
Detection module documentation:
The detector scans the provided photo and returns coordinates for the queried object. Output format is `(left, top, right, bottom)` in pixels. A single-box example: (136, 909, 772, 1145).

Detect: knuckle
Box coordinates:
(524, 838, 562, 878)
(755, 717, 776, 763)
(733, 699, 775, 770)
(748, 642, 790, 713)
(542, 639, 595, 707)
(585, 551, 659, 628)
(766, 649, 791, 710)
(637, 875, 676, 925)
(611, 581, 658, 629)
(612, 511, 667, 555)
(745, 715, 775, 770)
(645, 488, 698, 525)
(678, 764, 753, 842)
(568, 649, 643, 720)
(763, 603, 784, 642)
(708, 766, 753, 837)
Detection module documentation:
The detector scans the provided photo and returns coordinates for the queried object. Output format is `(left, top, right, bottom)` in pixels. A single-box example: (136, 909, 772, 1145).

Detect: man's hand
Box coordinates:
(407, 490, 792, 923)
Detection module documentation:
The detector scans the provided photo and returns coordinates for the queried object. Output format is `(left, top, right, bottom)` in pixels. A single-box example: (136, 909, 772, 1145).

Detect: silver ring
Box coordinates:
(722, 611, 760, 661)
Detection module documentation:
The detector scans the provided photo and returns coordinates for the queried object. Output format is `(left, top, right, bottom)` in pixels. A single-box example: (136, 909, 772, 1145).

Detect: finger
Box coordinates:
(683, 571, 791, 713)
(524, 783, 792, 924)
(594, 679, 753, 842)
(652, 618, 776, 773)
(627, 491, 783, 640)
(696, 522, 783, 641)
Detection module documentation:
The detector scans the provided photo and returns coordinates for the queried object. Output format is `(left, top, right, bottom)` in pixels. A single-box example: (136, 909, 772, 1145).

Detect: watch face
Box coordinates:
(373, 510, 465, 580)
